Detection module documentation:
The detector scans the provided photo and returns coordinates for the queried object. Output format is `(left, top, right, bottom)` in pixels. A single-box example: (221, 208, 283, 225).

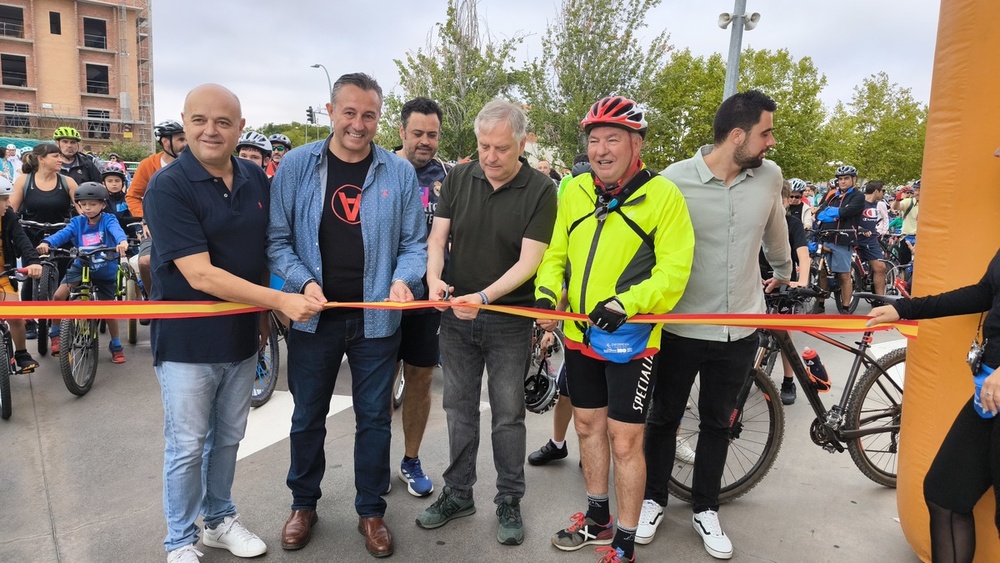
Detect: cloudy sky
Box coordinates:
(149, 0, 940, 128)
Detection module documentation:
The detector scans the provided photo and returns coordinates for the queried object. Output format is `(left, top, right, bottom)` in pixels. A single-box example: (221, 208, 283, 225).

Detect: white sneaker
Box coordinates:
(692, 510, 733, 559)
(167, 545, 203, 563)
(202, 514, 267, 557)
(636, 499, 665, 545)
(675, 437, 696, 464)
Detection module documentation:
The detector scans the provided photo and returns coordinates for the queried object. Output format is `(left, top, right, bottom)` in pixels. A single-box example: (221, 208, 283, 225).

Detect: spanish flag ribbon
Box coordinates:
(1, 300, 917, 338)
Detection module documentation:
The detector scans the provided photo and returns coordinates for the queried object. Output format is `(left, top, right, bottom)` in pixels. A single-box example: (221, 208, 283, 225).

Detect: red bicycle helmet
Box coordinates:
(580, 96, 648, 138)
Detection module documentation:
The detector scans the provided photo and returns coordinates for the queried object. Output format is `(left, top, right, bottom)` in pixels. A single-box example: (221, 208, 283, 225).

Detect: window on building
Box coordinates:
(83, 18, 107, 49)
(50, 12, 61, 35)
(87, 109, 110, 139)
(0, 6, 24, 39)
(85, 64, 109, 95)
(3, 102, 29, 130)
(1, 54, 27, 87)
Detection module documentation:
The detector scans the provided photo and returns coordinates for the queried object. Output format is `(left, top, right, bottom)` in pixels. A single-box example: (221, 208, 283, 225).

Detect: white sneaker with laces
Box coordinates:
(692, 510, 733, 559)
(636, 499, 665, 545)
(202, 514, 267, 557)
(675, 437, 697, 464)
(167, 544, 203, 563)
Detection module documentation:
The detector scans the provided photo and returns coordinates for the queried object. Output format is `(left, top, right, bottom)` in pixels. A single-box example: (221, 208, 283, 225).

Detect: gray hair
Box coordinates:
(331, 72, 383, 106)
(474, 99, 527, 144)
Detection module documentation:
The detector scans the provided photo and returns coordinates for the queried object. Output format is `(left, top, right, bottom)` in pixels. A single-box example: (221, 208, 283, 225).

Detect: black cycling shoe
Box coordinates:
(810, 301, 825, 314)
(780, 380, 796, 405)
(528, 440, 568, 466)
(24, 320, 37, 340)
(14, 350, 39, 373)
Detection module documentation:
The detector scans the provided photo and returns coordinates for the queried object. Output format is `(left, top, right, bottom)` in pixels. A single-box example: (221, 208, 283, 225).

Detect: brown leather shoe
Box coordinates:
(281, 509, 318, 550)
(358, 516, 394, 558)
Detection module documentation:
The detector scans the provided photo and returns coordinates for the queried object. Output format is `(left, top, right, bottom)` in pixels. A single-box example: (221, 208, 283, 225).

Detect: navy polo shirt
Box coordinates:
(143, 149, 270, 365)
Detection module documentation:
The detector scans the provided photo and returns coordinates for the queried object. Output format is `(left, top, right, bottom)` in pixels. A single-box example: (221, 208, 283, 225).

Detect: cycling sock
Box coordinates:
(110, 337, 122, 349)
(783, 376, 793, 383)
(586, 493, 610, 526)
(613, 522, 637, 559)
(551, 439, 566, 449)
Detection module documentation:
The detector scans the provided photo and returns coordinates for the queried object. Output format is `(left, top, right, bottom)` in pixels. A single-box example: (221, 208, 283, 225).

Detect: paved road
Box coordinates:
(0, 304, 919, 563)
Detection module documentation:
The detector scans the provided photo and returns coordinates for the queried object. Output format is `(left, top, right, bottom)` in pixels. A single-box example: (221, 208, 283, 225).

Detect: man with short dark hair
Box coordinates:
(814, 165, 865, 310)
(268, 72, 426, 558)
(144, 83, 324, 563)
(392, 96, 449, 498)
(638, 90, 790, 559)
(858, 181, 889, 294)
(416, 99, 557, 546)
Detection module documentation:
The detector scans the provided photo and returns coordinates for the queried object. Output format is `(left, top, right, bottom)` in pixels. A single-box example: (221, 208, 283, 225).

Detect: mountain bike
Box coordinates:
(19, 220, 69, 356)
(47, 246, 118, 396)
(809, 229, 863, 314)
(668, 290, 906, 504)
(0, 268, 32, 420)
(252, 311, 285, 408)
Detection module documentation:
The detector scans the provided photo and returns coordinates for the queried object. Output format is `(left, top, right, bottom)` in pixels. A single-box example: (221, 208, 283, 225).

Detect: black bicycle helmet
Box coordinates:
(74, 181, 109, 202)
(101, 164, 127, 181)
(154, 120, 184, 141)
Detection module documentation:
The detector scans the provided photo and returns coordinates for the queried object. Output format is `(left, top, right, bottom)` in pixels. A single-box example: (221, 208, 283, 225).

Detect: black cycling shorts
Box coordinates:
(397, 311, 441, 368)
(564, 348, 657, 424)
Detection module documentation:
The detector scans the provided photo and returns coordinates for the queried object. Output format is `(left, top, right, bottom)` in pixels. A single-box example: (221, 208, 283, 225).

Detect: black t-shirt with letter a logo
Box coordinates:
(319, 151, 372, 319)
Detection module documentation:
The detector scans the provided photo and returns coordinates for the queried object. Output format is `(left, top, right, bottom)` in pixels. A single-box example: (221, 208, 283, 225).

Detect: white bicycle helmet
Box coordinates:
(0, 176, 13, 197)
(237, 131, 272, 156)
(268, 133, 292, 150)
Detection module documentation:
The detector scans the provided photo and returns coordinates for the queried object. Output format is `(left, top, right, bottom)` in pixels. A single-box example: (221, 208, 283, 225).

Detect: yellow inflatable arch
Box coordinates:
(900, 0, 1000, 560)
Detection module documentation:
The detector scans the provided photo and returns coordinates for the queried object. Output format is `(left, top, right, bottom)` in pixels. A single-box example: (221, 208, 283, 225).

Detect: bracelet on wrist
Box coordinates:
(477, 291, 489, 305)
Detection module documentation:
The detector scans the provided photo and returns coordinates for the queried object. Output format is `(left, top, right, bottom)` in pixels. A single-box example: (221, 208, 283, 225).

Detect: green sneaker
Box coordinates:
(496, 495, 524, 545)
(551, 512, 614, 551)
(415, 486, 476, 529)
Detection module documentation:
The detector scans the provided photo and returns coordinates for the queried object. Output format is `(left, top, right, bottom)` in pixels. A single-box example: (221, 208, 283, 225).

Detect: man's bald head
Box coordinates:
(182, 83, 245, 171)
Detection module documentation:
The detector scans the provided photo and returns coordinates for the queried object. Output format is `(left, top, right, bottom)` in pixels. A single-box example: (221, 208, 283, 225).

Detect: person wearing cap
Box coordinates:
(639, 90, 789, 559)
(537, 95, 693, 563)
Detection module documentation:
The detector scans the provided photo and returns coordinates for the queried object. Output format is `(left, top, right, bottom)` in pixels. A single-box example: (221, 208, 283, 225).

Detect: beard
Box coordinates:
(734, 141, 764, 169)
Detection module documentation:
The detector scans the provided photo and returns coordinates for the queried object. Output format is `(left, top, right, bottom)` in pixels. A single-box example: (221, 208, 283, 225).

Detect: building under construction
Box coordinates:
(0, 0, 153, 148)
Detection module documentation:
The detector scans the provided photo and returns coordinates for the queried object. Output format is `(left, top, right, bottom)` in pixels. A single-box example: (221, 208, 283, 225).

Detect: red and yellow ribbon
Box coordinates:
(0, 300, 917, 338)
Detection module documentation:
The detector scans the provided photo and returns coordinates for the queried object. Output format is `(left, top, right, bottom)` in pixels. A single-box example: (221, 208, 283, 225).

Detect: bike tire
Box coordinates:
(834, 262, 863, 314)
(251, 322, 280, 408)
(36, 264, 58, 357)
(667, 367, 785, 504)
(59, 317, 99, 396)
(392, 362, 406, 410)
(0, 336, 11, 420)
(125, 279, 139, 344)
(845, 347, 905, 488)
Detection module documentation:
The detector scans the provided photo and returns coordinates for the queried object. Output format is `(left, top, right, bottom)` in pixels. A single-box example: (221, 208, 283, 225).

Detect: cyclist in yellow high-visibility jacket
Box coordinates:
(535, 96, 694, 563)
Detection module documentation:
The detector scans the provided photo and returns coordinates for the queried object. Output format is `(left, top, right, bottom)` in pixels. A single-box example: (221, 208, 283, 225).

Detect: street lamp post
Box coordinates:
(310, 63, 334, 131)
(718, 0, 761, 101)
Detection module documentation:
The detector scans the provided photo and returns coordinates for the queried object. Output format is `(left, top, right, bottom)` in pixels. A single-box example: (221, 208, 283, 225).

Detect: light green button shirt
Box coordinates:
(662, 145, 791, 342)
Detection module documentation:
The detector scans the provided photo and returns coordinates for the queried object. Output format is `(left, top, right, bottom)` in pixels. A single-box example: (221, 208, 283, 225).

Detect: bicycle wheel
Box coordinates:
(125, 278, 139, 344)
(667, 367, 785, 504)
(0, 334, 11, 420)
(845, 347, 905, 488)
(59, 317, 100, 396)
(392, 361, 406, 410)
(36, 264, 58, 357)
(251, 322, 280, 408)
(882, 265, 900, 297)
(834, 262, 863, 314)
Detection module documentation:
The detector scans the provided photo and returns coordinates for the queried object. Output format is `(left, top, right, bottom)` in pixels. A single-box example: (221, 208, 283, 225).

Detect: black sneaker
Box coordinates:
(780, 380, 796, 405)
(528, 440, 568, 466)
(14, 350, 39, 373)
(811, 301, 825, 314)
(24, 320, 37, 340)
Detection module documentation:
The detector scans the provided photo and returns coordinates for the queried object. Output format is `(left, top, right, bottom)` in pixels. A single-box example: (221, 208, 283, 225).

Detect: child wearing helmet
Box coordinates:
(101, 165, 133, 232)
(36, 182, 130, 363)
(236, 131, 272, 171)
(0, 176, 44, 372)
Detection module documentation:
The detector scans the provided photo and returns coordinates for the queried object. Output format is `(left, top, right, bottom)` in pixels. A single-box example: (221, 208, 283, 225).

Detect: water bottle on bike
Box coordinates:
(802, 347, 832, 392)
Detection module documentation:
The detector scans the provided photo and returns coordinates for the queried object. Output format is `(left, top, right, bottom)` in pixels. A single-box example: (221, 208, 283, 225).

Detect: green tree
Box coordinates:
(522, 0, 671, 167)
(830, 72, 927, 184)
(378, 0, 526, 160)
(249, 122, 331, 149)
(100, 140, 151, 162)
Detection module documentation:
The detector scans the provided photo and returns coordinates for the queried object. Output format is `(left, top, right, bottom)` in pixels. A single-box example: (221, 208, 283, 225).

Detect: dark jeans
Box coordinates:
(285, 316, 401, 517)
(644, 331, 757, 513)
(439, 309, 532, 503)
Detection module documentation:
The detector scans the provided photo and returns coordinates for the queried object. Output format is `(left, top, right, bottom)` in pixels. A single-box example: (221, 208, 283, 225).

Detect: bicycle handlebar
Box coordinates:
(0, 267, 30, 281)
(853, 292, 902, 305)
(20, 219, 69, 232)
(45, 246, 120, 262)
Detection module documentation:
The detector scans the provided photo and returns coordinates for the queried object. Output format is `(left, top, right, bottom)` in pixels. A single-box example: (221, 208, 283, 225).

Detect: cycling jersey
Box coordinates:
(534, 169, 694, 353)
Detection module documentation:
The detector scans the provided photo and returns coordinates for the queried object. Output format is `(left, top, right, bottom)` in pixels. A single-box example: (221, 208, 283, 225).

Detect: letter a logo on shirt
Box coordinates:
(331, 184, 363, 225)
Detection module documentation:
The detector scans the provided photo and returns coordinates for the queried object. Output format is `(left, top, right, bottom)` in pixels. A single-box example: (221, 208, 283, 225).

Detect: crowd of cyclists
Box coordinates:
(0, 84, 930, 563)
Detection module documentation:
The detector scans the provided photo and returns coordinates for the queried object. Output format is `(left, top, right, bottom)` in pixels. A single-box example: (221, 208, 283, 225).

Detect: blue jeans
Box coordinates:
(156, 355, 256, 552)
(286, 317, 400, 517)
(439, 310, 532, 503)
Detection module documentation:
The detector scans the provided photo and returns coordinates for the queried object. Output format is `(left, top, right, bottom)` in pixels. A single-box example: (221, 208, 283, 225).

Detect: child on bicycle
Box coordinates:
(0, 177, 43, 372)
(35, 182, 129, 363)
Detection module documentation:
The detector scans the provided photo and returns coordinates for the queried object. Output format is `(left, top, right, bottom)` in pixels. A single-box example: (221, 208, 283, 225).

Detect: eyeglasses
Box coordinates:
(272, 145, 286, 152)
(788, 195, 802, 199)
